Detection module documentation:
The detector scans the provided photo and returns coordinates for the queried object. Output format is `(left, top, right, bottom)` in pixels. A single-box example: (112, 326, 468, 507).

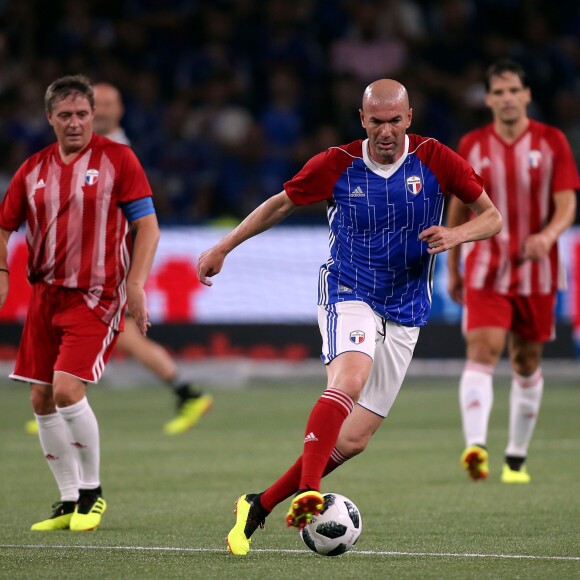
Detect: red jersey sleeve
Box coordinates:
(284, 150, 337, 205)
(548, 127, 580, 193)
(284, 142, 362, 205)
(116, 147, 153, 203)
(0, 163, 29, 231)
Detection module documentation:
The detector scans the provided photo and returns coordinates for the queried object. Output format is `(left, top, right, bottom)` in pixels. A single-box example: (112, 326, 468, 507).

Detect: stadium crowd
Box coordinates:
(0, 0, 579, 224)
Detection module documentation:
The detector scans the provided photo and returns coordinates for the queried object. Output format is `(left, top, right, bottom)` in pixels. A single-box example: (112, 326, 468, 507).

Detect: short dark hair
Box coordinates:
(484, 59, 528, 92)
(44, 74, 94, 112)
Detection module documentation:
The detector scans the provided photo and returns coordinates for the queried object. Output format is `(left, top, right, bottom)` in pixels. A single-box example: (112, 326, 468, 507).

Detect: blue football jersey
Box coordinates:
(284, 135, 483, 326)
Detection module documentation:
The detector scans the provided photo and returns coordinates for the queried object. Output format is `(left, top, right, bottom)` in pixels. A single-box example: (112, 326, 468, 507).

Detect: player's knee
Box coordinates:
(326, 376, 368, 401)
(467, 343, 501, 366)
(326, 353, 372, 398)
(53, 386, 86, 408)
(52, 375, 87, 408)
(30, 387, 55, 415)
(510, 343, 542, 376)
(338, 434, 370, 459)
(511, 354, 541, 377)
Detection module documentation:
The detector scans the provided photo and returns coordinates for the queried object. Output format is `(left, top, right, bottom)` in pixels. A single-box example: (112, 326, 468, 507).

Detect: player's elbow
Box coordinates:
(491, 208, 503, 236)
(483, 207, 502, 238)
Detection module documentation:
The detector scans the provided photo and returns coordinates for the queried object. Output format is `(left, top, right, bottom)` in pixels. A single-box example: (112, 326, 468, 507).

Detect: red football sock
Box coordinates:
(260, 389, 353, 512)
(299, 388, 353, 491)
(260, 456, 302, 512)
(260, 447, 349, 512)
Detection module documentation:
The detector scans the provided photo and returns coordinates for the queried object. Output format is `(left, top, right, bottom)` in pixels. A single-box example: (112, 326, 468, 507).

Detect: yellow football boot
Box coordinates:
(163, 394, 213, 435)
(70, 493, 107, 531)
(226, 493, 268, 556)
(501, 464, 531, 484)
(31, 501, 75, 531)
(460, 445, 489, 481)
(285, 490, 324, 529)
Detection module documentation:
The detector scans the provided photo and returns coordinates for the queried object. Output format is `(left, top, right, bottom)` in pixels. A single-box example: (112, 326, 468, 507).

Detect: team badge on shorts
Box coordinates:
(406, 175, 422, 195)
(349, 330, 365, 344)
(85, 169, 99, 186)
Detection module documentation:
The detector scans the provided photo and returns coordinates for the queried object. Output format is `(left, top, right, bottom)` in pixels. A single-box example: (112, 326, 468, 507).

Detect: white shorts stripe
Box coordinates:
(91, 325, 117, 382)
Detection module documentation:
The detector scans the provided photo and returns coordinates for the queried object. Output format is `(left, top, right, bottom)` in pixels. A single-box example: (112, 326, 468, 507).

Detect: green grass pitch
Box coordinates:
(1, 375, 579, 579)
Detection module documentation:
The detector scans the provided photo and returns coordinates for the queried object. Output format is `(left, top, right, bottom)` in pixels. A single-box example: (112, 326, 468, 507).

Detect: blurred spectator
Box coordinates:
(330, 0, 409, 83)
(376, 0, 428, 47)
(258, 65, 306, 196)
(184, 73, 256, 219)
(511, 13, 578, 120)
(173, 3, 249, 98)
(147, 94, 219, 224)
(418, 0, 485, 115)
(324, 73, 368, 143)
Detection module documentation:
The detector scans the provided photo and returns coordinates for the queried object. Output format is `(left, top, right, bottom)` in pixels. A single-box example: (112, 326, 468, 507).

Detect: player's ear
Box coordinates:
(407, 107, 413, 129)
(359, 109, 366, 128)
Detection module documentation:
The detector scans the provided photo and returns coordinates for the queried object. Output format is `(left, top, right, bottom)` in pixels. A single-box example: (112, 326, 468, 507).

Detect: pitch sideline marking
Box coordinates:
(0, 545, 579, 561)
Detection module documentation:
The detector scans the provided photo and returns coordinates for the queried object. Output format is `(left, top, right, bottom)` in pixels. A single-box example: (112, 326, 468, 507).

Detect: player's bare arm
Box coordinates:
(198, 191, 296, 286)
(523, 189, 576, 261)
(126, 212, 160, 335)
(444, 196, 473, 304)
(0, 228, 11, 308)
(419, 191, 502, 255)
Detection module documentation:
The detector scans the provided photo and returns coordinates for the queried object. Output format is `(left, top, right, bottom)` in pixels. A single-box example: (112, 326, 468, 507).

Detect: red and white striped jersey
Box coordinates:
(0, 134, 153, 328)
(458, 120, 580, 295)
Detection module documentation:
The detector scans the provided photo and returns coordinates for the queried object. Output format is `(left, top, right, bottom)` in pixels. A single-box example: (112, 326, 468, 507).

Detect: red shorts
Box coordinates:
(11, 283, 120, 384)
(463, 287, 556, 343)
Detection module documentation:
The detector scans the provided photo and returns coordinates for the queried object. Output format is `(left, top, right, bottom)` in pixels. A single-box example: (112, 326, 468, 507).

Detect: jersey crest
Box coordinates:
(406, 175, 422, 195)
(85, 169, 99, 186)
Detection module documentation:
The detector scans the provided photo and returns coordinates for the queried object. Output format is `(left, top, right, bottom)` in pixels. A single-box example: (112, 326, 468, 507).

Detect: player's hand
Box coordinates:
(447, 268, 464, 305)
(418, 225, 462, 254)
(522, 231, 555, 261)
(0, 273, 8, 309)
(197, 246, 227, 287)
(126, 284, 150, 336)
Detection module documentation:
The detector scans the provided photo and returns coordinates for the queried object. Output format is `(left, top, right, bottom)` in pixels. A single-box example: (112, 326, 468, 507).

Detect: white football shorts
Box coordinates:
(318, 301, 420, 418)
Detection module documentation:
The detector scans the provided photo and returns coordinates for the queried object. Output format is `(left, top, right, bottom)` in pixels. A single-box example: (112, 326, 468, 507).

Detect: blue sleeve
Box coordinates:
(121, 197, 156, 222)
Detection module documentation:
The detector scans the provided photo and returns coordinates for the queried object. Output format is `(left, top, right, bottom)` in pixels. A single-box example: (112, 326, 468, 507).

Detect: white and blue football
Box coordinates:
(300, 493, 362, 556)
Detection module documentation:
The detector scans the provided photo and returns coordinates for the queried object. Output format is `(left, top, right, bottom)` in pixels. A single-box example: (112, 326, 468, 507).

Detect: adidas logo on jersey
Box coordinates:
(33, 179, 46, 190)
(350, 186, 365, 197)
(304, 432, 318, 443)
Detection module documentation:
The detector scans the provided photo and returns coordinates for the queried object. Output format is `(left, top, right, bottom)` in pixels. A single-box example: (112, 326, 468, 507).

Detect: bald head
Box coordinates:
(93, 83, 124, 137)
(360, 79, 412, 165)
(362, 79, 409, 111)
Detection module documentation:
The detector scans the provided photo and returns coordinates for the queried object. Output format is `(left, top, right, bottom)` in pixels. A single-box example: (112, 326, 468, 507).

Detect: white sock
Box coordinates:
(57, 397, 101, 490)
(459, 362, 494, 447)
(505, 369, 543, 458)
(36, 412, 79, 502)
